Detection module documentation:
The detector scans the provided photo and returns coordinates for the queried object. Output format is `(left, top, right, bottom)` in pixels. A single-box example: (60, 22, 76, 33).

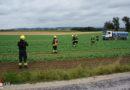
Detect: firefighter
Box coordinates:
(91, 35, 95, 45)
(72, 35, 76, 47)
(52, 35, 58, 53)
(96, 35, 99, 41)
(17, 35, 28, 69)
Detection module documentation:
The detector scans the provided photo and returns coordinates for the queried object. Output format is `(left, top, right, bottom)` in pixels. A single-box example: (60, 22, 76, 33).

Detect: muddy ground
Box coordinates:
(0, 56, 130, 74)
(0, 31, 101, 35)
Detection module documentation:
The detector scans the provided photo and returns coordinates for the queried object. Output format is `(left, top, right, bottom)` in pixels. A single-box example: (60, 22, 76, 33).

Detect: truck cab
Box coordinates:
(102, 31, 113, 40)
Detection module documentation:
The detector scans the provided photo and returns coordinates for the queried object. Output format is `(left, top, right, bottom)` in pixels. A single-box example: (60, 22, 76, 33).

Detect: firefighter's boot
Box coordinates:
(18, 63, 22, 69)
(53, 50, 57, 54)
(24, 62, 28, 68)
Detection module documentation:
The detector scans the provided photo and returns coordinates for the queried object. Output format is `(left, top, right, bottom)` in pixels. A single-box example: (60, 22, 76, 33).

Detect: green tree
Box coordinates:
(104, 21, 114, 29)
(112, 17, 120, 31)
(122, 16, 130, 32)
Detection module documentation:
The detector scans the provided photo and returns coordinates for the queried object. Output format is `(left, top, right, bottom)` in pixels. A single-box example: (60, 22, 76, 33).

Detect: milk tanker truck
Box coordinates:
(102, 31, 128, 40)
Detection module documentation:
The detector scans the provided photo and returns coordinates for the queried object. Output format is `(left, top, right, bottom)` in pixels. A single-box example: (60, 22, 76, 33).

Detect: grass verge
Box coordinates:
(1, 61, 130, 84)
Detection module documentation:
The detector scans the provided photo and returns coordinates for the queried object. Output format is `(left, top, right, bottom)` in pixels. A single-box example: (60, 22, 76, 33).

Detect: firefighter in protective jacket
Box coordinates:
(17, 35, 28, 69)
(96, 35, 99, 41)
(72, 35, 77, 47)
(72, 35, 76, 46)
(91, 35, 95, 45)
(52, 35, 58, 53)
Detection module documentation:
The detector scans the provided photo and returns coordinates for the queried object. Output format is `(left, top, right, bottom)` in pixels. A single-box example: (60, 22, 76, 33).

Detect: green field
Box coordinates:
(0, 33, 130, 62)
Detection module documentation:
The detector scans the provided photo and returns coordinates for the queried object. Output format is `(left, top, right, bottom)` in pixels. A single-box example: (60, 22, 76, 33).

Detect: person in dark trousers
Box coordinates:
(72, 35, 75, 47)
(17, 35, 28, 69)
(72, 35, 77, 47)
(52, 35, 58, 53)
(91, 35, 95, 45)
(96, 35, 99, 41)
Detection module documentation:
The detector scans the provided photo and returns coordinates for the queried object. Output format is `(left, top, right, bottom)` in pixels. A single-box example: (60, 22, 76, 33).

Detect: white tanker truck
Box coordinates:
(102, 31, 128, 40)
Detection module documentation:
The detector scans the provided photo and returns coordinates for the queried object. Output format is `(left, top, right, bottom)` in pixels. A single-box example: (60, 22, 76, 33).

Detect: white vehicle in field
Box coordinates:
(102, 31, 128, 40)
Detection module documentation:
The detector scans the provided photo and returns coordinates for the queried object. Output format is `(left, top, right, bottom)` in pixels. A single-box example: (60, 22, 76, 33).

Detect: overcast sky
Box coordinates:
(0, 0, 130, 29)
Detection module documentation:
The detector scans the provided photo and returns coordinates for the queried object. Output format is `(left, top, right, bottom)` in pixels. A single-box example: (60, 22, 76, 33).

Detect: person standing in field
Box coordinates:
(72, 35, 77, 47)
(96, 35, 99, 41)
(72, 35, 75, 47)
(17, 35, 28, 69)
(91, 35, 95, 45)
(52, 35, 58, 53)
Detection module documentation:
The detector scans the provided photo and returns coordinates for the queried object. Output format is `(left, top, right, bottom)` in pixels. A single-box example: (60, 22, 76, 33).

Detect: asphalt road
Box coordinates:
(40, 77, 130, 90)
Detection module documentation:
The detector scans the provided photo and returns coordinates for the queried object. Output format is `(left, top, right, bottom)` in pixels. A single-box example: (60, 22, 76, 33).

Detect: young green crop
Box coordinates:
(0, 33, 130, 62)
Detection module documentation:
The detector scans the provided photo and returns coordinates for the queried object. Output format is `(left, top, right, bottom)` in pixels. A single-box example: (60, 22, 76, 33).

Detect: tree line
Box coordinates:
(71, 27, 98, 32)
(71, 27, 104, 32)
(104, 16, 130, 32)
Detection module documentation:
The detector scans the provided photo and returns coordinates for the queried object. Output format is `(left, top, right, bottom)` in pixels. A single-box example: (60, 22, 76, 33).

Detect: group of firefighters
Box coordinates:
(17, 34, 99, 69)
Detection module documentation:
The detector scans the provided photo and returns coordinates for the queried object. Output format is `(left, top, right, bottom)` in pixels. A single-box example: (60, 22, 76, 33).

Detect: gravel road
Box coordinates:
(3, 72, 130, 90)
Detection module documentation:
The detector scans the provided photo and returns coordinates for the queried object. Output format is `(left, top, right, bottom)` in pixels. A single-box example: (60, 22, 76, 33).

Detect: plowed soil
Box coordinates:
(0, 56, 130, 74)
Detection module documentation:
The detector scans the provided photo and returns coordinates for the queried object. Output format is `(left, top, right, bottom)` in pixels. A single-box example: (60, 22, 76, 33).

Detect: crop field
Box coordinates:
(0, 31, 130, 84)
(0, 32, 130, 62)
